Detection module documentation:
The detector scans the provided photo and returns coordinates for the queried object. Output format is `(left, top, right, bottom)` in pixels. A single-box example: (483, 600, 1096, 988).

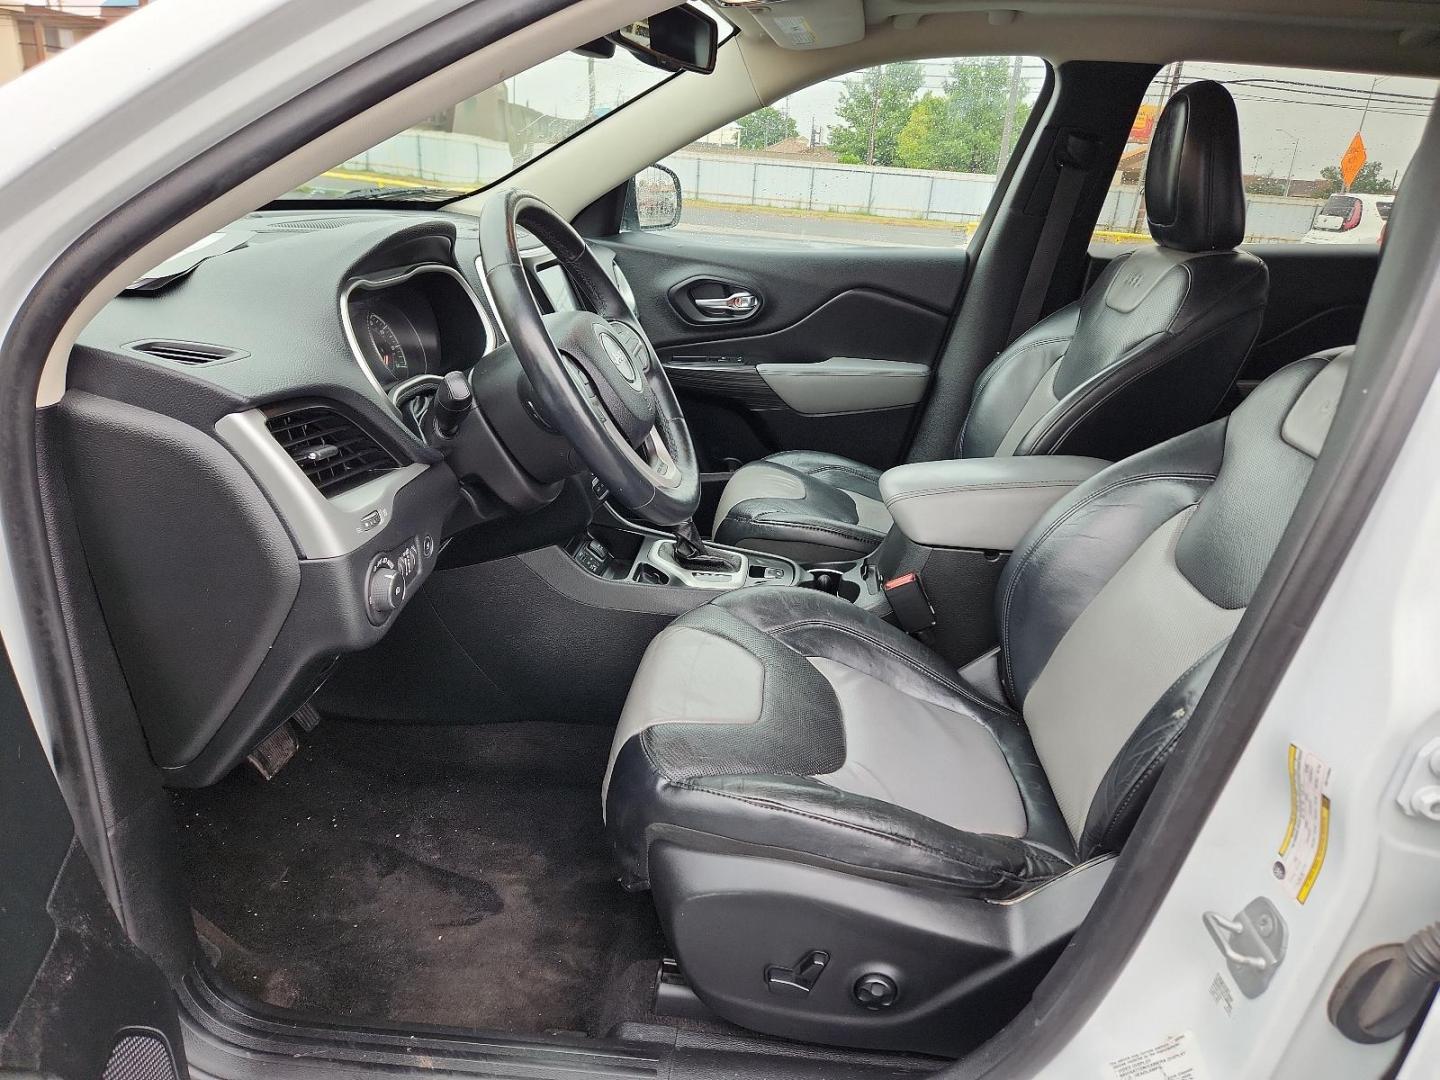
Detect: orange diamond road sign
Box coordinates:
(1340, 133, 1368, 190)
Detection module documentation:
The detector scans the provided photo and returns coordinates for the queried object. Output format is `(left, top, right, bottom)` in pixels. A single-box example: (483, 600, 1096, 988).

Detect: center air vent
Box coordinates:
(266, 405, 399, 497)
(130, 339, 243, 365)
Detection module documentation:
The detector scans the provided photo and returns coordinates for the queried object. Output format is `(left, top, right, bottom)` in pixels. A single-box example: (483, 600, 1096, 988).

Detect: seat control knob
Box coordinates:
(853, 972, 898, 1010)
(368, 566, 405, 616)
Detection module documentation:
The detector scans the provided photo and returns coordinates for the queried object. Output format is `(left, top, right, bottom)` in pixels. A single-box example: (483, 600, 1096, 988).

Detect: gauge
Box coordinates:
(366, 310, 410, 379)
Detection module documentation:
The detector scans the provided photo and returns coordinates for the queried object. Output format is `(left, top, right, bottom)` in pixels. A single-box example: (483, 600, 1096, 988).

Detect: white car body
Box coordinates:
(1304, 192, 1394, 245)
(2, 3, 1440, 1077)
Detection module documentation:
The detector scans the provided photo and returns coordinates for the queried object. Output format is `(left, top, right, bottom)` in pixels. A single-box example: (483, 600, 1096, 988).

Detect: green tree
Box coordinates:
(1317, 161, 1396, 196)
(828, 62, 925, 166)
(894, 58, 1030, 174)
(736, 106, 798, 150)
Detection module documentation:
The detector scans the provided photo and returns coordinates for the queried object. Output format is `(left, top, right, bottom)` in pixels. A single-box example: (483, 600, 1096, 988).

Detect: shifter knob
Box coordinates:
(430, 370, 474, 440)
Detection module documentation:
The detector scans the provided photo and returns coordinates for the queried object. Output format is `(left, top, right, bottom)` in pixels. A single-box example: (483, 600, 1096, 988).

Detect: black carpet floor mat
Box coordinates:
(171, 721, 665, 1036)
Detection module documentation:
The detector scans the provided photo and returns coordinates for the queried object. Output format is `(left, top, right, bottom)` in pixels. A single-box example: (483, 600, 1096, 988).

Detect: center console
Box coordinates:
(552, 453, 1111, 675)
(566, 526, 799, 590)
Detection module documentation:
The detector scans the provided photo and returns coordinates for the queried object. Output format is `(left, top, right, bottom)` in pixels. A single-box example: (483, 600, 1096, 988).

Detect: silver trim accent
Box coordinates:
(639, 537, 750, 590)
(339, 263, 497, 439)
(474, 255, 509, 345)
(216, 409, 428, 560)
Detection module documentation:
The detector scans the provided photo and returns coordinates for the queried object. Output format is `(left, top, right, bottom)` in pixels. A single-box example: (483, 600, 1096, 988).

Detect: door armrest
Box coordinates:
(878, 456, 1109, 550)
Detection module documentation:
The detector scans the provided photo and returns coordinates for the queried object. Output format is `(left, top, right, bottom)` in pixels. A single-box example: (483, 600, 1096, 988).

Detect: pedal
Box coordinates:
(246, 722, 299, 780)
(291, 701, 322, 733)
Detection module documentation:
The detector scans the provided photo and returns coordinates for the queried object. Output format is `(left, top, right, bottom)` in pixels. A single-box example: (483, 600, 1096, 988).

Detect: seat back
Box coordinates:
(957, 81, 1269, 463)
(998, 348, 1352, 857)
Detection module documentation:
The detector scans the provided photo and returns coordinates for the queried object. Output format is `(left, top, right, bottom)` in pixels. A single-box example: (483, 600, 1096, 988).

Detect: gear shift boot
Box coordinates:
(670, 519, 742, 573)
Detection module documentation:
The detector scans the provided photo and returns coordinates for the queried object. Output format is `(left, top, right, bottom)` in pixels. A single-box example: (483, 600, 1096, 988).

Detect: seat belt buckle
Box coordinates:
(882, 572, 935, 635)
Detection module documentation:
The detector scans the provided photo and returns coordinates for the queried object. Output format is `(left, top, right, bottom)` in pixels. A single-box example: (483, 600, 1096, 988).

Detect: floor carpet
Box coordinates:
(171, 720, 665, 1036)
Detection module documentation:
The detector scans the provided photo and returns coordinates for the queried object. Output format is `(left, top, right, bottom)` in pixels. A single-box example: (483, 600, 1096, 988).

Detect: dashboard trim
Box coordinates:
(474, 254, 510, 346)
(339, 262, 497, 439)
(216, 408, 429, 560)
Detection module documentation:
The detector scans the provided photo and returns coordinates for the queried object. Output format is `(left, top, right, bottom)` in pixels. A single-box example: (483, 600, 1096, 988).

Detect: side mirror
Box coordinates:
(628, 164, 683, 231)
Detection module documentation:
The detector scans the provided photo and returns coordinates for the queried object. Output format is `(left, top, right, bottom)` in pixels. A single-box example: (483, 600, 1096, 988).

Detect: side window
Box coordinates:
(1095, 63, 1437, 250)
(642, 57, 1045, 247)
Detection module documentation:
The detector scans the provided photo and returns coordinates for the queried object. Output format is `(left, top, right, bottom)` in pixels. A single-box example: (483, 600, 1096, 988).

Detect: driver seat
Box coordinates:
(604, 347, 1352, 1055)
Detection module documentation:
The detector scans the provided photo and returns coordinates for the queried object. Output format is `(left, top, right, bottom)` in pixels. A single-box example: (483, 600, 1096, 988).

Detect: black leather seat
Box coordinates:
(606, 347, 1352, 1054)
(712, 80, 1269, 563)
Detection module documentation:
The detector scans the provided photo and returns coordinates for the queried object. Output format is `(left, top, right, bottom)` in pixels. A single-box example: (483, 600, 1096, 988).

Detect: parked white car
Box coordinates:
(1304, 192, 1394, 244)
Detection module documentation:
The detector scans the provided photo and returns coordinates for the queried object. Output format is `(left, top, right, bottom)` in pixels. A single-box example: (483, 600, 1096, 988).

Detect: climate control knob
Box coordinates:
(368, 565, 405, 616)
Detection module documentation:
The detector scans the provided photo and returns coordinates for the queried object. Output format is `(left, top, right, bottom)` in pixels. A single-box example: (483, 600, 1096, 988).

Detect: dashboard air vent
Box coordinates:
(265, 218, 357, 231)
(130, 339, 241, 365)
(266, 405, 399, 497)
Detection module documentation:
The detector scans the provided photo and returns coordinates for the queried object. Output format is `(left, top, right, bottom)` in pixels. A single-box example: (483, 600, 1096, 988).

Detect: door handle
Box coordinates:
(693, 291, 760, 319)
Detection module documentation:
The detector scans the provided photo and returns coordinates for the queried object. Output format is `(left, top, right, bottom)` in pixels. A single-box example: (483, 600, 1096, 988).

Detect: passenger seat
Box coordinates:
(713, 81, 1269, 563)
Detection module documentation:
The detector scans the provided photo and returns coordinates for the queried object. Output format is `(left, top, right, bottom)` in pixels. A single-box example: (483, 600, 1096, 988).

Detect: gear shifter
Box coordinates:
(670, 519, 741, 572)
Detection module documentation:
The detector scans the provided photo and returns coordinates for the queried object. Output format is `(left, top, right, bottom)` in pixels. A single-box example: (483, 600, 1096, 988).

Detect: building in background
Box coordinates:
(0, 0, 142, 84)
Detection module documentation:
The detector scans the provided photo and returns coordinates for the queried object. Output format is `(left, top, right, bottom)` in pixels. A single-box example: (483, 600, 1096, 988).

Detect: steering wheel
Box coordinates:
(478, 189, 700, 527)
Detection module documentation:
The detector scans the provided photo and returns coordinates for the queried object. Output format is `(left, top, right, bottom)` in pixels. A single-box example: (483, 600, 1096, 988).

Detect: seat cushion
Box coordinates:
(604, 586, 1075, 898)
(711, 451, 892, 563)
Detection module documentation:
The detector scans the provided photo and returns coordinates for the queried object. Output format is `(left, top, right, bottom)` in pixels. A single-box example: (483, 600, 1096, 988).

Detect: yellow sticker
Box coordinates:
(1275, 744, 1331, 904)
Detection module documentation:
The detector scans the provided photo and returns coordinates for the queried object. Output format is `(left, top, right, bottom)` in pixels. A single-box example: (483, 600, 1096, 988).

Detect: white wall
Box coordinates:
(330, 130, 1328, 242)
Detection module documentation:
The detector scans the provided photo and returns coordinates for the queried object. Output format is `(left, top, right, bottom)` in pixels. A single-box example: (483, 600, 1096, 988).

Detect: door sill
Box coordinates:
(179, 965, 945, 1080)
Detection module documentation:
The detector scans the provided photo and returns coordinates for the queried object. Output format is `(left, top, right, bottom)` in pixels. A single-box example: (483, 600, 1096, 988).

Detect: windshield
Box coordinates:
(286, 34, 699, 203)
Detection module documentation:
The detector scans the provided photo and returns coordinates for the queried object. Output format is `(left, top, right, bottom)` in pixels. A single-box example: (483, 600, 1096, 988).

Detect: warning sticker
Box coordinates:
(1274, 744, 1331, 904)
(1105, 1032, 1208, 1079)
(771, 15, 816, 46)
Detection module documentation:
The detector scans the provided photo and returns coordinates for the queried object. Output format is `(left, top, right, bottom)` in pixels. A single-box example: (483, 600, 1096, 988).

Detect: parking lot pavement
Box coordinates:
(676, 205, 972, 248)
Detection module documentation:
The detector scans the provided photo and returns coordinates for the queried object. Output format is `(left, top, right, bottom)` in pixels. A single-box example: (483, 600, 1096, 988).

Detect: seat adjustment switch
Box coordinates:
(764, 950, 829, 996)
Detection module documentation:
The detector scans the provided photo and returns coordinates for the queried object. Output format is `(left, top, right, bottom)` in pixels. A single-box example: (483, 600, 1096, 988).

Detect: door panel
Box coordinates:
(0, 645, 184, 1080)
(598, 232, 966, 473)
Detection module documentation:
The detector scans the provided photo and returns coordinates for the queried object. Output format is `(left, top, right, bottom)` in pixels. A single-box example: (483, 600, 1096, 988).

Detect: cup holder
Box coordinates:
(801, 570, 861, 603)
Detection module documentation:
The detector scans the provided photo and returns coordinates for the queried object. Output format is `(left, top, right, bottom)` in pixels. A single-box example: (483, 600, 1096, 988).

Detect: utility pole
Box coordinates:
(1164, 60, 1185, 101)
(865, 68, 882, 166)
(1359, 75, 1378, 133)
(1277, 128, 1301, 197)
(998, 55, 1024, 171)
(586, 57, 597, 116)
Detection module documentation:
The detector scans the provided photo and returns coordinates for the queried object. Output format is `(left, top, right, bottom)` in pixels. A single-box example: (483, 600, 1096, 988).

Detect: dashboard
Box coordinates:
(57, 208, 629, 788)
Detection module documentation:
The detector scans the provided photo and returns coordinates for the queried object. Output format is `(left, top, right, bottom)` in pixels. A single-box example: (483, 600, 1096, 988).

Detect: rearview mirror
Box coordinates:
(628, 164, 683, 230)
(610, 6, 718, 75)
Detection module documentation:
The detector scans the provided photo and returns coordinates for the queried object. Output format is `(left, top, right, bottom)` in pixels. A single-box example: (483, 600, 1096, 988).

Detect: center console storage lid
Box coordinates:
(878, 455, 1108, 551)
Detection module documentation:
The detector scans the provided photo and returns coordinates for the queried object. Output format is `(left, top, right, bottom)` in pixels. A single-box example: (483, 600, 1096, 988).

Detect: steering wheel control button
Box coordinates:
(598, 330, 639, 385)
(853, 973, 899, 1010)
(764, 950, 829, 997)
